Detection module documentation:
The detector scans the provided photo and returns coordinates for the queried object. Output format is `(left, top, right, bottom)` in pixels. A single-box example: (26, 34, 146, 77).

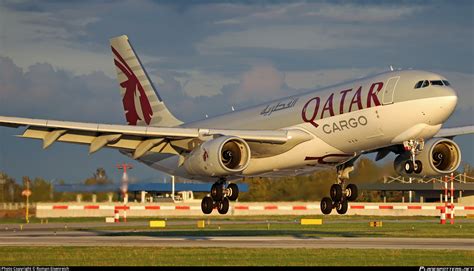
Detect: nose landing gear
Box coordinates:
(201, 178, 239, 215)
(402, 139, 424, 174)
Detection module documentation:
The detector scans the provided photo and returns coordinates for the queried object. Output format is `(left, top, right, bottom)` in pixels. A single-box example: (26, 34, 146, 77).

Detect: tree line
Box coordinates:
(1, 160, 473, 203)
(0, 168, 114, 203)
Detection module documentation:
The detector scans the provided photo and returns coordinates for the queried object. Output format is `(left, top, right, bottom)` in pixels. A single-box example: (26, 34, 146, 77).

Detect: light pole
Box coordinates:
(0, 176, 5, 203)
(171, 175, 175, 202)
(50, 179, 56, 202)
(22, 177, 31, 224)
(117, 163, 133, 204)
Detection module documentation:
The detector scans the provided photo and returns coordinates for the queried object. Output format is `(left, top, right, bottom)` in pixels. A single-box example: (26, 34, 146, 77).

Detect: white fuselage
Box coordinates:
(135, 70, 457, 181)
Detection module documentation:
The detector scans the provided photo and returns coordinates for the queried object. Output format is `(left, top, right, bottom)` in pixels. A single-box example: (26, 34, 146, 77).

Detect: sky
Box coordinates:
(0, 0, 473, 184)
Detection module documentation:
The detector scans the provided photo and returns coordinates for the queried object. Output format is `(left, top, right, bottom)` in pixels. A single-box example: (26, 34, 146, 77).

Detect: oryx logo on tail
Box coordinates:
(112, 46, 153, 125)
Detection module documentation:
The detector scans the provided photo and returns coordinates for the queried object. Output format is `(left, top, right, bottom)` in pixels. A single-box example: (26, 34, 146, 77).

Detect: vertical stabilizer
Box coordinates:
(110, 35, 182, 127)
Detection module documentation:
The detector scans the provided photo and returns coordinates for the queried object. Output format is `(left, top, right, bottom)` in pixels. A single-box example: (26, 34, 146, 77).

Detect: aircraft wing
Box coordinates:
(0, 116, 312, 159)
(369, 125, 474, 161)
(433, 125, 474, 138)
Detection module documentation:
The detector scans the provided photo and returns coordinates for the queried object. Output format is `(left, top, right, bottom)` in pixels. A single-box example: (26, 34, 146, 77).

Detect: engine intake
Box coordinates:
(394, 138, 461, 176)
(183, 136, 251, 177)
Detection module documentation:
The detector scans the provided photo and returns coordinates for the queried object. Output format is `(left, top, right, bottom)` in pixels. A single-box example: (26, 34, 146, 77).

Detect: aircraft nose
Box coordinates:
(437, 87, 458, 120)
(444, 87, 458, 109)
(444, 86, 458, 98)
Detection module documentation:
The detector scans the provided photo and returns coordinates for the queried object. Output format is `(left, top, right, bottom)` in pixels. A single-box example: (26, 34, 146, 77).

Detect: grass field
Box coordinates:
(0, 247, 472, 266)
(0, 214, 456, 224)
(1, 216, 473, 266)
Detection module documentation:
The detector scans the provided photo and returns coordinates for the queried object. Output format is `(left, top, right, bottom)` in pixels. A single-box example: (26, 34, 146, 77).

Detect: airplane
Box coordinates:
(1, 35, 473, 215)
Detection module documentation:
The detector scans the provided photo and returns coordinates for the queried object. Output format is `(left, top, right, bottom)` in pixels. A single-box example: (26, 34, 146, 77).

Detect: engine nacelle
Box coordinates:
(394, 138, 461, 177)
(183, 136, 251, 177)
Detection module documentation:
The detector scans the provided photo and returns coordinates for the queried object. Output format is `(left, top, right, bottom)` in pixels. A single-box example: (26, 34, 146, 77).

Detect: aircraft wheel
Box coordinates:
(201, 196, 214, 215)
(217, 198, 230, 215)
(330, 184, 343, 202)
(414, 160, 423, 174)
(404, 160, 414, 174)
(346, 184, 358, 201)
(336, 199, 348, 215)
(320, 197, 333, 215)
(227, 183, 239, 201)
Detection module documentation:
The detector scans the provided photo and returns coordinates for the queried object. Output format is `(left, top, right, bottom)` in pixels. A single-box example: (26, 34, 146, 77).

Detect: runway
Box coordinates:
(0, 229, 472, 250)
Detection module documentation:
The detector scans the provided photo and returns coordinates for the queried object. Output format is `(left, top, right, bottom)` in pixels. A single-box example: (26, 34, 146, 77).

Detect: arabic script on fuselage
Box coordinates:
(260, 97, 299, 116)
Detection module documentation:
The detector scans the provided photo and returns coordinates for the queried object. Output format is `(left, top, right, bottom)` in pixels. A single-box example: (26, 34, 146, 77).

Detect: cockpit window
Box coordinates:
(414, 81, 423, 89)
(414, 79, 450, 89)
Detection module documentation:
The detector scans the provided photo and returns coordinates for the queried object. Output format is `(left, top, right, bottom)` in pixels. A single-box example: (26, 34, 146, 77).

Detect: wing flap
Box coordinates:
(89, 134, 122, 154)
(21, 127, 145, 150)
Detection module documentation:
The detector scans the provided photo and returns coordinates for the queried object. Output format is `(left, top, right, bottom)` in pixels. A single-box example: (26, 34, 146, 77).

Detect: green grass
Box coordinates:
(0, 214, 454, 224)
(0, 247, 472, 266)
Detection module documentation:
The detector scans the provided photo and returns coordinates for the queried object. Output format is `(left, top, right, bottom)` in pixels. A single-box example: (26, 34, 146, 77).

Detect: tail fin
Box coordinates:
(110, 35, 182, 127)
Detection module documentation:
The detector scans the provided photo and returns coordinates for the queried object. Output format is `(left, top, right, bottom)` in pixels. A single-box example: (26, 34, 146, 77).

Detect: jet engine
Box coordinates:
(183, 136, 251, 177)
(394, 138, 461, 176)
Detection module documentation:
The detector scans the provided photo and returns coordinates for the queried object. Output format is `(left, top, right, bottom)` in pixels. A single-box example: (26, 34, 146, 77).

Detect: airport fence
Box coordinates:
(0, 202, 37, 210)
(35, 201, 474, 218)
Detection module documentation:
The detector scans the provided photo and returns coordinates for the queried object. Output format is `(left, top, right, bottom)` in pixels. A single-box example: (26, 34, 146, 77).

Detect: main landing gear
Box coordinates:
(201, 178, 239, 215)
(320, 165, 359, 215)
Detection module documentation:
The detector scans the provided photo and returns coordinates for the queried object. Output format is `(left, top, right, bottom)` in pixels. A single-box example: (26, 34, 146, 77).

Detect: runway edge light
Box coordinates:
(150, 220, 166, 228)
(300, 219, 323, 225)
(197, 220, 206, 228)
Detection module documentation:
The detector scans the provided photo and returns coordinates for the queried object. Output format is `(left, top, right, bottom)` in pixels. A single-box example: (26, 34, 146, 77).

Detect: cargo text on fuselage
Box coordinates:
(301, 82, 384, 129)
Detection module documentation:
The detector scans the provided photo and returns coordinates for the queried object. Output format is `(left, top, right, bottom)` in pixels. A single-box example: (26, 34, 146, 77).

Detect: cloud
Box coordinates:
(2, 1, 472, 78)
(152, 63, 289, 120)
(0, 56, 122, 123)
(214, 2, 422, 26)
(285, 68, 381, 90)
(234, 64, 286, 102)
(176, 70, 239, 97)
(197, 25, 378, 51)
(304, 4, 422, 23)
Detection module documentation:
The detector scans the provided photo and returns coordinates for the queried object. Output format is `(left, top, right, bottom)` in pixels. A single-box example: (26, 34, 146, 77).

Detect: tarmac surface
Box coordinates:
(0, 228, 472, 250)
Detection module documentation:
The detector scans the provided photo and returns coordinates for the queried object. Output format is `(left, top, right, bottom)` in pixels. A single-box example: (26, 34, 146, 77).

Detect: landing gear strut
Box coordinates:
(321, 165, 358, 215)
(201, 178, 239, 215)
